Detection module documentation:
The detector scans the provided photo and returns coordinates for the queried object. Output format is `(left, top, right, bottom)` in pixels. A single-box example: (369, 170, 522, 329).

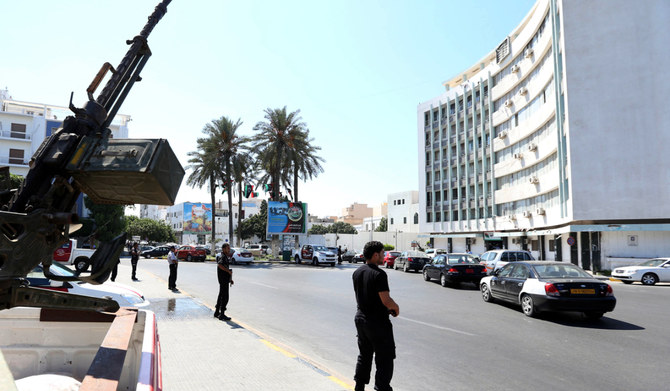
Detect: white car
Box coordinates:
(27, 263, 150, 307)
(479, 249, 534, 273)
(425, 248, 448, 259)
(216, 248, 254, 265)
(611, 258, 670, 285)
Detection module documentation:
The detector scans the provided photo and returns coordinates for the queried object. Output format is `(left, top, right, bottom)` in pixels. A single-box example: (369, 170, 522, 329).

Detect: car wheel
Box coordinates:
(481, 283, 494, 302)
(187, 254, 192, 262)
(423, 270, 430, 281)
(313, 257, 318, 266)
(440, 274, 449, 287)
(584, 311, 604, 320)
(403, 263, 409, 273)
(641, 273, 658, 286)
(621, 280, 633, 284)
(521, 294, 537, 317)
(74, 257, 90, 273)
(295, 256, 301, 264)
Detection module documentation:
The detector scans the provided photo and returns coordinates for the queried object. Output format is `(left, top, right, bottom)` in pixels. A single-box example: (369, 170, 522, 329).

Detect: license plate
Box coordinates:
(570, 289, 595, 295)
(465, 269, 474, 274)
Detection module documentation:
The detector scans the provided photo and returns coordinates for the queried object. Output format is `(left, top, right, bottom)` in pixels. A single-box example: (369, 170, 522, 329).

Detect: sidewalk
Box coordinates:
(114, 263, 352, 391)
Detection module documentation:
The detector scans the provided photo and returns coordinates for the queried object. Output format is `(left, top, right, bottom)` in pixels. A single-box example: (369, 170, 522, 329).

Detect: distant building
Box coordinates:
(340, 202, 373, 226)
(387, 191, 420, 233)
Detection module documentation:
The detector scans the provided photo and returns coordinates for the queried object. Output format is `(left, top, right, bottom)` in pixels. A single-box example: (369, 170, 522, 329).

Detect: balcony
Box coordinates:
(0, 155, 28, 166)
(0, 130, 33, 141)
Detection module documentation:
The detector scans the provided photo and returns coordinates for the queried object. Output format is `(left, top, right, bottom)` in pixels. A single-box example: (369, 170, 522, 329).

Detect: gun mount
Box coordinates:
(0, 0, 183, 312)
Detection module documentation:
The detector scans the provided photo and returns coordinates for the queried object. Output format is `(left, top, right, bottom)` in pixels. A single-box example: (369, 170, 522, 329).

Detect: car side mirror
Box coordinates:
(492, 269, 499, 276)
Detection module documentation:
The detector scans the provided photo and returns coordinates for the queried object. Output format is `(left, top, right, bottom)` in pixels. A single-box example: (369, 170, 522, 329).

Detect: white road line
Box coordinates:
(247, 281, 279, 290)
(397, 316, 476, 336)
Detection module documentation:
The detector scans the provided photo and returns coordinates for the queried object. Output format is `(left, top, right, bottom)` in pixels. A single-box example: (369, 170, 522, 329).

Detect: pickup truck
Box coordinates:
(293, 244, 337, 266)
(52, 239, 97, 273)
(0, 307, 161, 391)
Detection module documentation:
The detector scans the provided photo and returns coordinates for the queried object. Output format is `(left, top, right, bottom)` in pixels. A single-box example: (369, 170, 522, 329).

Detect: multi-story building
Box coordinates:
(340, 202, 373, 226)
(387, 191, 420, 233)
(418, 0, 670, 270)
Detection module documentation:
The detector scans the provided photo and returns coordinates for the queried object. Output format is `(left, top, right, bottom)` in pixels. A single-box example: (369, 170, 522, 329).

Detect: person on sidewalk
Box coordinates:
(352, 241, 399, 391)
(215, 243, 234, 320)
(130, 242, 140, 281)
(167, 246, 179, 292)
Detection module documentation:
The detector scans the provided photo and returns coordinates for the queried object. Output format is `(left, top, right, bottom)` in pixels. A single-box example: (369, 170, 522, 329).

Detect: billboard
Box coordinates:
(183, 202, 213, 234)
(267, 201, 307, 235)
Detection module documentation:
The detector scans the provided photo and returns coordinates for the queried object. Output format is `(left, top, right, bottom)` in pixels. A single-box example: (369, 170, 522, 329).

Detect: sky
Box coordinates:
(1, 0, 536, 217)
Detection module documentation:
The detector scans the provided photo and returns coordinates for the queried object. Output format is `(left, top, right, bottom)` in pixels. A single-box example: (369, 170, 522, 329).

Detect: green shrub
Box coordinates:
(383, 244, 395, 251)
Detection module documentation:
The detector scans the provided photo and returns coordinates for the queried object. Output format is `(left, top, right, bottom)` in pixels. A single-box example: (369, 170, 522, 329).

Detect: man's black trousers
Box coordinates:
(354, 317, 395, 391)
(216, 275, 230, 314)
(168, 263, 178, 289)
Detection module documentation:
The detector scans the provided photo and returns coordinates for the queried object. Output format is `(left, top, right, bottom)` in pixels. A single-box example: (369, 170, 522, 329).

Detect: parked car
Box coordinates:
(245, 243, 269, 256)
(611, 258, 670, 285)
(176, 245, 206, 262)
(141, 246, 170, 258)
(479, 249, 535, 274)
(383, 251, 401, 268)
(352, 252, 365, 263)
(26, 263, 149, 307)
(196, 246, 212, 256)
(425, 248, 448, 259)
(229, 248, 254, 264)
(423, 253, 488, 287)
(394, 251, 431, 272)
(342, 250, 356, 263)
(480, 261, 616, 319)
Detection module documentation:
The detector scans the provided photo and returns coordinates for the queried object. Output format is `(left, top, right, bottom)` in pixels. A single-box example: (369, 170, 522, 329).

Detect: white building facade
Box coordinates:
(387, 191, 420, 233)
(418, 0, 670, 270)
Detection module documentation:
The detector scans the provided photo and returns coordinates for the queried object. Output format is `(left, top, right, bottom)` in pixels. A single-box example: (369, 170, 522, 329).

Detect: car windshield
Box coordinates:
(389, 252, 400, 256)
(533, 264, 592, 279)
(406, 251, 428, 258)
(637, 259, 668, 267)
(446, 254, 478, 265)
(313, 246, 328, 251)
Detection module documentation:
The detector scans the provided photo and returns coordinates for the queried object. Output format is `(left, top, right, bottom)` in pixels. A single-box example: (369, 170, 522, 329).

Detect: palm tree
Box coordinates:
(204, 116, 249, 247)
(286, 131, 324, 203)
(186, 137, 218, 248)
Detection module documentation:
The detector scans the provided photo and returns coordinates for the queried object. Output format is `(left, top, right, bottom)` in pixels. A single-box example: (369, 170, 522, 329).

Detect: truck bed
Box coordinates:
(0, 307, 160, 390)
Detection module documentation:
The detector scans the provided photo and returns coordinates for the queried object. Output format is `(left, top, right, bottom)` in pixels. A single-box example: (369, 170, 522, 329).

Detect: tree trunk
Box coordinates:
(270, 153, 281, 259)
(226, 161, 234, 246)
(293, 166, 299, 248)
(237, 181, 243, 247)
(210, 174, 216, 255)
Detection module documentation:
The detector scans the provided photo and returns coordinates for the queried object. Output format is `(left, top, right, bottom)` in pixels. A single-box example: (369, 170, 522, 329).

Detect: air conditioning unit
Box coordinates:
(513, 152, 523, 159)
(518, 87, 528, 95)
(527, 143, 537, 151)
(529, 176, 539, 184)
(511, 64, 520, 73)
(506, 214, 517, 221)
(524, 48, 534, 58)
(504, 99, 513, 107)
(536, 208, 546, 215)
(498, 130, 508, 139)
(523, 210, 532, 218)
(511, 238, 519, 244)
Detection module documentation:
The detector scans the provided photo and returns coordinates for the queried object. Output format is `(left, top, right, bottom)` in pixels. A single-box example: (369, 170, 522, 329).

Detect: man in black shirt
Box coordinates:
(352, 241, 399, 391)
(215, 243, 234, 321)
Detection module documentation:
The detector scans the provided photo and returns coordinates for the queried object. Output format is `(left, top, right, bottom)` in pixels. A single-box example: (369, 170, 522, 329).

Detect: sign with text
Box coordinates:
(267, 201, 307, 235)
(183, 202, 212, 234)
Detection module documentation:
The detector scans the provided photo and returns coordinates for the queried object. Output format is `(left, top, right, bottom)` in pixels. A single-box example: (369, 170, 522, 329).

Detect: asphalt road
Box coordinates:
(136, 258, 670, 391)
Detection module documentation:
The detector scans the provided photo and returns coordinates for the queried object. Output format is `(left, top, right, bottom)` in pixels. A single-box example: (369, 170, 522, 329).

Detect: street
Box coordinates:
(137, 258, 670, 391)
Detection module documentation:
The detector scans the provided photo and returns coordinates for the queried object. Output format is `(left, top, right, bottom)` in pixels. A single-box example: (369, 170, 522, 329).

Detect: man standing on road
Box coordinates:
(130, 242, 140, 281)
(167, 246, 179, 292)
(215, 243, 234, 321)
(352, 241, 399, 391)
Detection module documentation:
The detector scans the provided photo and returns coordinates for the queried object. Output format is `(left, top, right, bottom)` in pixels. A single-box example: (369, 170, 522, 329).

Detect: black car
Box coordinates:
(141, 246, 170, 258)
(423, 253, 487, 287)
(352, 252, 365, 263)
(394, 251, 430, 272)
(342, 250, 356, 263)
(480, 261, 616, 319)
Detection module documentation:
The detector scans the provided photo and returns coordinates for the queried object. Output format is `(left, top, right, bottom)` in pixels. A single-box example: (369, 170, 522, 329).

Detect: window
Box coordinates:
(413, 213, 418, 224)
(10, 123, 26, 139)
(390, 218, 394, 225)
(9, 149, 24, 165)
(403, 217, 407, 224)
(426, 212, 432, 223)
(402, 199, 405, 204)
(393, 200, 396, 205)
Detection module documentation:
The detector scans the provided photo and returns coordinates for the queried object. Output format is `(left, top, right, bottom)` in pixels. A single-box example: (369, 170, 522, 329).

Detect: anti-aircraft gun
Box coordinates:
(0, 0, 183, 313)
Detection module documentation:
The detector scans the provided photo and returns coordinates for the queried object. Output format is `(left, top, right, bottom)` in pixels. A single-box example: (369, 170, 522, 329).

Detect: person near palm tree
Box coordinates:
(215, 243, 234, 320)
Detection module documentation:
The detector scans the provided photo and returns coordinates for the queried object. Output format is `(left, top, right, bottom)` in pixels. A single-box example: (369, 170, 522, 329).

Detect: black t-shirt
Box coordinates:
(217, 252, 231, 282)
(352, 263, 390, 322)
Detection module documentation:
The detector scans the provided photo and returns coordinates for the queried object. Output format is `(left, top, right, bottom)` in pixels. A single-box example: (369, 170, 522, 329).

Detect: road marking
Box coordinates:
(328, 375, 354, 390)
(260, 339, 297, 358)
(398, 316, 476, 336)
(247, 281, 279, 289)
